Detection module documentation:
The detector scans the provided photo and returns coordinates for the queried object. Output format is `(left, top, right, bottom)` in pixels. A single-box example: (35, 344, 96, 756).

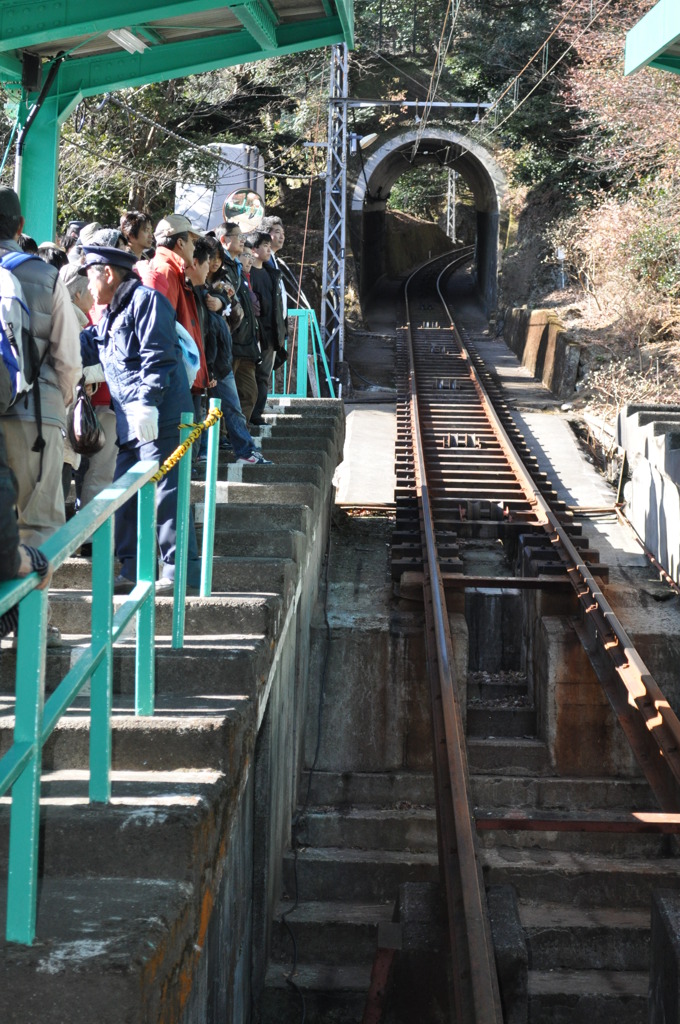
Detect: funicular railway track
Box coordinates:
(392, 251, 680, 1022)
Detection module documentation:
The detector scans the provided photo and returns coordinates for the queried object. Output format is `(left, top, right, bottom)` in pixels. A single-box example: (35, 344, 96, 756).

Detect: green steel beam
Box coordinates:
(650, 54, 680, 74)
(55, 20, 344, 98)
(231, 0, 278, 50)
(0, 51, 22, 79)
(333, 0, 354, 48)
(0, 1, 229, 51)
(625, 0, 680, 76)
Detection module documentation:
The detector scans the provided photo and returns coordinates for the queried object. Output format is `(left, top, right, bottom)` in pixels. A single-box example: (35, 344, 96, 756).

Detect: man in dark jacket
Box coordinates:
(79, 246, 200, 593)
(216, 223, 261, 422)
(245, 230, 287, 425)
(187, 240, 271, 465)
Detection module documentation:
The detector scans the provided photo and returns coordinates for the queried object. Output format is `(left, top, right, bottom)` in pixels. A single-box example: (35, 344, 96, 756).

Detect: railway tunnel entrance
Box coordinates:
(350, 128, 507, 315)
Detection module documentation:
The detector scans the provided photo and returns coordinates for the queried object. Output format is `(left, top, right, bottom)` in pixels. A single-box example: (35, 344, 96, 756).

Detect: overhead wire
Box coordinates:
(411, 0, 463, 159)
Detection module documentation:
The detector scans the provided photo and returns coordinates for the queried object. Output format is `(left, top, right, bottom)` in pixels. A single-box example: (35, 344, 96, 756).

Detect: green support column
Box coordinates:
(16, 93, 60, 242)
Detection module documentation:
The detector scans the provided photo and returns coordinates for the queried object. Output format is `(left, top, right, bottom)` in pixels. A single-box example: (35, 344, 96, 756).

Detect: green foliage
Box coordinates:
(387, 165, 449, 220)
(628, 222, 680, 297)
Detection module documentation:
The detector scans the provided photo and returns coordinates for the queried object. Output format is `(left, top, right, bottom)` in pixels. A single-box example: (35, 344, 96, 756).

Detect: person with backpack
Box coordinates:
(0, 187, 81, 556)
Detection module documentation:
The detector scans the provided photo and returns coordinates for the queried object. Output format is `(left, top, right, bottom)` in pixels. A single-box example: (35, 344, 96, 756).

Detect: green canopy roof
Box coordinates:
(0, 1, 353, 240)
(625, 0, 680, 76)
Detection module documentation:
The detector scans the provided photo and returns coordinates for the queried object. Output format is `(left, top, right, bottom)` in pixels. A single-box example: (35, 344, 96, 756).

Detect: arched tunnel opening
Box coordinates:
(349, 128, 507, 316)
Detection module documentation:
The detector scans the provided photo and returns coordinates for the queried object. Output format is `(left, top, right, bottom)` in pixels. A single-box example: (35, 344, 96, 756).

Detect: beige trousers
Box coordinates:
(2, 418, 65, 547)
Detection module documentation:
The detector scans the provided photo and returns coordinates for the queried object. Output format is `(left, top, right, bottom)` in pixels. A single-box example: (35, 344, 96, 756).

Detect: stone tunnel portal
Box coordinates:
(350, 128, 507, 314)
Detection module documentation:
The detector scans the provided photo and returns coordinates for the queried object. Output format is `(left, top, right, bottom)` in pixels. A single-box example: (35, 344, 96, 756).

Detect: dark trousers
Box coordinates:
(252, 346, 277, 421)
(114, 435, 201, 587)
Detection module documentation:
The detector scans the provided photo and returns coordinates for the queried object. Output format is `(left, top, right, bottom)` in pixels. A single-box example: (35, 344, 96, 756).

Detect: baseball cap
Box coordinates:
(0, 187, 22, 220)
(154, 213, 202, 242)
(78, 246, 138, 275)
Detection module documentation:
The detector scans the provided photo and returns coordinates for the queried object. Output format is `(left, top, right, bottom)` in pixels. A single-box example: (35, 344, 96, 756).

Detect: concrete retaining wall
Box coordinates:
(503, 306, 581, 399)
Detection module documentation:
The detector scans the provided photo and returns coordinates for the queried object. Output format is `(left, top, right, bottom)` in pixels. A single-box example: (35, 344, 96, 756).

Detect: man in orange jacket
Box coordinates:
(137, 215, 212, 437)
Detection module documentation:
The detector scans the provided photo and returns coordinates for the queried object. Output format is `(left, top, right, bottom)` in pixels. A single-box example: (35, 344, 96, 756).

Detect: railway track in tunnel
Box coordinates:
(390, 251, 680, 1024)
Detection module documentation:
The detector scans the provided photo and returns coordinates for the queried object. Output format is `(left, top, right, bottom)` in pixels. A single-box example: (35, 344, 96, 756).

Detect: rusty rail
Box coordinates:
(402, 253, 503, 1024)
(395, 248, 680, 1020)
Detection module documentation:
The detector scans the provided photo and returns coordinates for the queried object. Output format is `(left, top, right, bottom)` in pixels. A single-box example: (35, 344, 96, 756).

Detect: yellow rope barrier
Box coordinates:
(149, 408, 224, 483)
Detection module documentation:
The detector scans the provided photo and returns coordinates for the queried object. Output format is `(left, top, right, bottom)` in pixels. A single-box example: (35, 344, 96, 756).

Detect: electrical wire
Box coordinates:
(483, 0, 619, 137)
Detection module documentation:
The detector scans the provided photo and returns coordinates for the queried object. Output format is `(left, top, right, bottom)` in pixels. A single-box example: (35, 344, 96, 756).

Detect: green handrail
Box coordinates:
(0, 401, 223, 944)
(269, 308, 336, 399)
(0, 461, 158, 944)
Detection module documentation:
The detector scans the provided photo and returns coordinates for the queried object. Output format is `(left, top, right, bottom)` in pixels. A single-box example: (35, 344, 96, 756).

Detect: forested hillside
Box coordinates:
(1, 0, 678, 410)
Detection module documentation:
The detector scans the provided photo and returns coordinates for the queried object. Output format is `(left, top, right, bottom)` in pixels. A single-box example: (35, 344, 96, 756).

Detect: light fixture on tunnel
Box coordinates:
(473, 104, 481, 123)
(107, 28, 148, 54)
(349, 132, 378, 155)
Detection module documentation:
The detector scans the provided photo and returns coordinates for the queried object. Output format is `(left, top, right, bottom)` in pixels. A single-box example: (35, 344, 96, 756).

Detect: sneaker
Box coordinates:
(219, 438, 233, 451)
(11, 623, 62, 649)
(194, 455, 207, 466)
(113, 574, 135, 595)
(155, 576, 199, 596)
(249, 416, 265, 426)
(46, 624, 62, 648)
(237, 451, 273, 465)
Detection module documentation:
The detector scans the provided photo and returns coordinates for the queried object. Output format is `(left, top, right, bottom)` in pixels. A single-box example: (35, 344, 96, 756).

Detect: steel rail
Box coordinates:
(402, 252, 503, 1024)
(432, 259, 680, 813)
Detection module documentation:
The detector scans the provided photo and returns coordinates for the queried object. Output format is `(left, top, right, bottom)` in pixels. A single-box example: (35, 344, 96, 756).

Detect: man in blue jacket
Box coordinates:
(79, 246, 200, 594)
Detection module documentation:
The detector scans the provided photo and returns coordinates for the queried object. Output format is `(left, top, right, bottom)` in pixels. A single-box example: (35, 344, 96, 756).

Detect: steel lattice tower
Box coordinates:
(320, 43, 349, 381)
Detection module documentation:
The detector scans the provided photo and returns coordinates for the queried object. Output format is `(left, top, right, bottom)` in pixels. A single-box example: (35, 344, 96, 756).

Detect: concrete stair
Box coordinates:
(0, 398, 346, 1024)
(260, 768, 440, 1023)
(471, 672, 668, 1023)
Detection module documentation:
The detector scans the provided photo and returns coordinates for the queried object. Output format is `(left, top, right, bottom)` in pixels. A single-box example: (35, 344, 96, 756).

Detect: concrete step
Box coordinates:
(260, 962, 369, 1024)
(0, 769, 224, 882)
(214, 462, 325, 491)
(53, 555, 298, 597)
(269, 899, 393, 965)
(528, 969, 648, 1024)
(482, 847, 680, 907)
(467, 670, 528, 701)
(295, 807, 437, 853)
(466, 703, 536, 738)
(0, 876, 197, 1024)
(196, 500, 312, 534)
(46, 591, 283, 638)
(0, 695, 252, 773)
(0, 634, 270, 698)
(191, 479, 321, 513)
(204, 528, 305, 561)
(282, 847, 438, 902)
(299, 770, 436, 808)
(470, 775, 652, 811)
(468, 737, 551, 774)
(521, 903, 650, 971)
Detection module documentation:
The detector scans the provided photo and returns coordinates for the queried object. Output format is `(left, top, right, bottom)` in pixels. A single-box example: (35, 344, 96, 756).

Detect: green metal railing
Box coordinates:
(0, 400, 222, 944)
(270, 308, 336, 399)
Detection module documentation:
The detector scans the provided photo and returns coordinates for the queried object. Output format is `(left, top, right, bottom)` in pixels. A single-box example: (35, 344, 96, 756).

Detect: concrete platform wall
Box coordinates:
(503, 306, 581, 399)
(617, 404, 680, 586)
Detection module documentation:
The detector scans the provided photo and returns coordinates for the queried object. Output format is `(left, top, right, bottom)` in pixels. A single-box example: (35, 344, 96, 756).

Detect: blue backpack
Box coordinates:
(0, 251, 41, 412)
(0, 251, 48, 475)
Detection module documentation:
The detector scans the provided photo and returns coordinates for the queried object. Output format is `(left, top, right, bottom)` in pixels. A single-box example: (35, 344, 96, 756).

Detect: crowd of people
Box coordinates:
(0, 184, 292, 642)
